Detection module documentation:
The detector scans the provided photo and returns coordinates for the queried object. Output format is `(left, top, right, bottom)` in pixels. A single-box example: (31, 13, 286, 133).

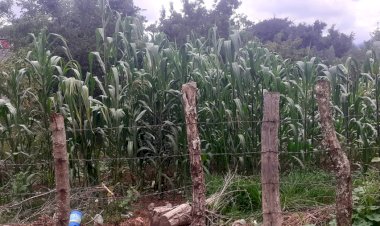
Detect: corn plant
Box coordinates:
(3, 0, 380, 191)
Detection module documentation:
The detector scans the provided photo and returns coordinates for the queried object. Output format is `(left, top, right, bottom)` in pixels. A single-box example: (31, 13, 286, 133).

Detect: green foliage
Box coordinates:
(247, 18, 353, 60)
(0, 0, 144, 72)
(1, 4, 380, 224)
(250, 18, 293, 43)
(0, 8, 378, 186)
(102, 187, 139, 223)
(158, 0, 240, 44)
(352, 169, 380, 225)
(0, 0, 13, 23)
(11, 171, 40, 198)
(206, 170, 335, 219)
(207, 175, 261, 215)
(280, 170, 335, 210)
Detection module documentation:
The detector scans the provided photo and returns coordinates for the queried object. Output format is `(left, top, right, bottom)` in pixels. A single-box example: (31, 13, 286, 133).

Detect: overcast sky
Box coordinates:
(135, 0, 380, 44)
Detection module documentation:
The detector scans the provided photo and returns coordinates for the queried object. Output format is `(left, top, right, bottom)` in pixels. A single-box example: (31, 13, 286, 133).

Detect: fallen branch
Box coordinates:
(0, 189, 56, 210)
(151, 194, 222, 225)
(150, 173, 236, 225)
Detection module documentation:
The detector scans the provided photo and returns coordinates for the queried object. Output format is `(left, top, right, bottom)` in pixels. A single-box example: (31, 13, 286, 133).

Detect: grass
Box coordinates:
(205, 169, 336, 221)
(280, 170, 335, 211)
(351, 168, 380, 225)
(1, 168, 378, 225)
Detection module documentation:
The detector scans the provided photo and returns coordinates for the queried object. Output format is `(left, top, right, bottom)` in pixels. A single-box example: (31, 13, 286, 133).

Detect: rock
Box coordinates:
(148, 202, 155, 211)
(94, 214, 104, 225)
(371, 157, 380, 169)
(121, 212, 134, 218)
(232, 219, 247, 226)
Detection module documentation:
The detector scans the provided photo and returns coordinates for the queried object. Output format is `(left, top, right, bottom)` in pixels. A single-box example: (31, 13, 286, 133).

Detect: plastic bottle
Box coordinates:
(69, 210, 83, 226)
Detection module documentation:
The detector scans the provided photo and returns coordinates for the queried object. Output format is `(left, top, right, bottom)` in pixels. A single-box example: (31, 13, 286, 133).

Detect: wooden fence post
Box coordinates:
(50, 113, 70, 226)
(261, 92, 282, 226)
(182, 82, 206, 226)
(315, 79, 352, 226)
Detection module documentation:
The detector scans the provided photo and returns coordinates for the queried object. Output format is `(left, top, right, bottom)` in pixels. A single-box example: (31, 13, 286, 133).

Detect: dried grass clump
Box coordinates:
(282, 205, 334, 226)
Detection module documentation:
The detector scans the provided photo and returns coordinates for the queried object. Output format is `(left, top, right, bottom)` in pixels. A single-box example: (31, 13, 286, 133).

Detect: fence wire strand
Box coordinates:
(1, 116, 380, 222)
(3, 146, 380, 167)
(0, 114, 375, 139)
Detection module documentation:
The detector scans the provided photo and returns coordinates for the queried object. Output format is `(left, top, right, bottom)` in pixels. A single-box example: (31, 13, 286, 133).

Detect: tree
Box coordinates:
(231, 13, 254, 30)
(247, 18, 353, 60)
(109, 0, 143, 17)
(1, 0, 144, 71)
(249, 18, 292, 42)
(158, 0, 240, 44)
(324, 25, 354, 58)
(363, 23, 380, 52)
(159, 3, 190, 44)
(209, 0, 241, 38)
(161, 0, 210, 43)
(0, 0, 13, 27)
(371, 23, 380, 41)
(0, 0, 13, 20)
(293, 20, 326, 49)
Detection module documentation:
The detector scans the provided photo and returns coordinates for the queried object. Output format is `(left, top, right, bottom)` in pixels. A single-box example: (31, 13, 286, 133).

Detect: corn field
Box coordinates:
(1, 2, 380, 194)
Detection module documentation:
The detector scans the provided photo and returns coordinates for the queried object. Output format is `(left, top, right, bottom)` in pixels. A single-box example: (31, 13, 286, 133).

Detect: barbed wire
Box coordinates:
(56, 118, 307, 132)
(0, 112, 379, 142)
(2, 145, 380, 167)
(0, 184, 193, 209)
(1, 183, 378, 211)
(1, 117, 379, 217)
(1, 172, 379, 214)
(0, 185, 357, 209)
(4, 174, 379, 200)
(0, 179, 338, 198)
(0, 114, 374, 138)
(0, 149, 334, 167)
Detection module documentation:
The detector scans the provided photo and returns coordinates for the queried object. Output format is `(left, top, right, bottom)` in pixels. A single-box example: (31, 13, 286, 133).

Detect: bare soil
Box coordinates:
(282, 205, 334, 226)
(2, 197, 333, 226)
(1, 192, 185, 226)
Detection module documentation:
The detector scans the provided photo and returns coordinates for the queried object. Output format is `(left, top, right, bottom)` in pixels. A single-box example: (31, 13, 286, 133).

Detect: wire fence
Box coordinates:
(1, 164, 379, 199)
(0, 180, 342, 198)
(1, 176, 379, 216)
(0, 169, 379, 223)
(0, 114, 376, 139)
(1, 146, 379, 167)
(1, 116, 380, 223)
(0, 113, 373, 133)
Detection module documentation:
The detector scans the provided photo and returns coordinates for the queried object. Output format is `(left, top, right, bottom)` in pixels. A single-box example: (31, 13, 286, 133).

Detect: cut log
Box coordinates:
(151, 197, 217, 226)
(158, 203, 192, 226)
(153, 206, 175, 215)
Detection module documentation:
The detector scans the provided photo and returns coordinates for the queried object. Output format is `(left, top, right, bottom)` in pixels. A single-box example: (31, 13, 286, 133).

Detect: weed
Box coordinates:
(206, 169, 336, 221)
(352, 168, 380, 225)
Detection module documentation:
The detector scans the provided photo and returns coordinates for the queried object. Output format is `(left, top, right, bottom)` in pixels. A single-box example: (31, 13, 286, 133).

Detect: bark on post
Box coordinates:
(315, 80, 352, 226)
(261, 92, 282, 226)
(182, 82, 206, 226)
(50, 113, 70, 226)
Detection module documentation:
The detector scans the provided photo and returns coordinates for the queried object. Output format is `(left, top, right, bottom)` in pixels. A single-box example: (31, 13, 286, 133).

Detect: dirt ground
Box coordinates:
(2, 197, 333, 226)
(282, 205, 334, 226)
(1, 192, 184, 226)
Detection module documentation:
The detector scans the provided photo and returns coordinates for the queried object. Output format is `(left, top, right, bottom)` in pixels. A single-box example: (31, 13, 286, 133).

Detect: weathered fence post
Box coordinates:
(315, 79, 352, 226)
(50, 113, 70, 226)
(182, 82, 206, 226)
(261, 92, 282, 226)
